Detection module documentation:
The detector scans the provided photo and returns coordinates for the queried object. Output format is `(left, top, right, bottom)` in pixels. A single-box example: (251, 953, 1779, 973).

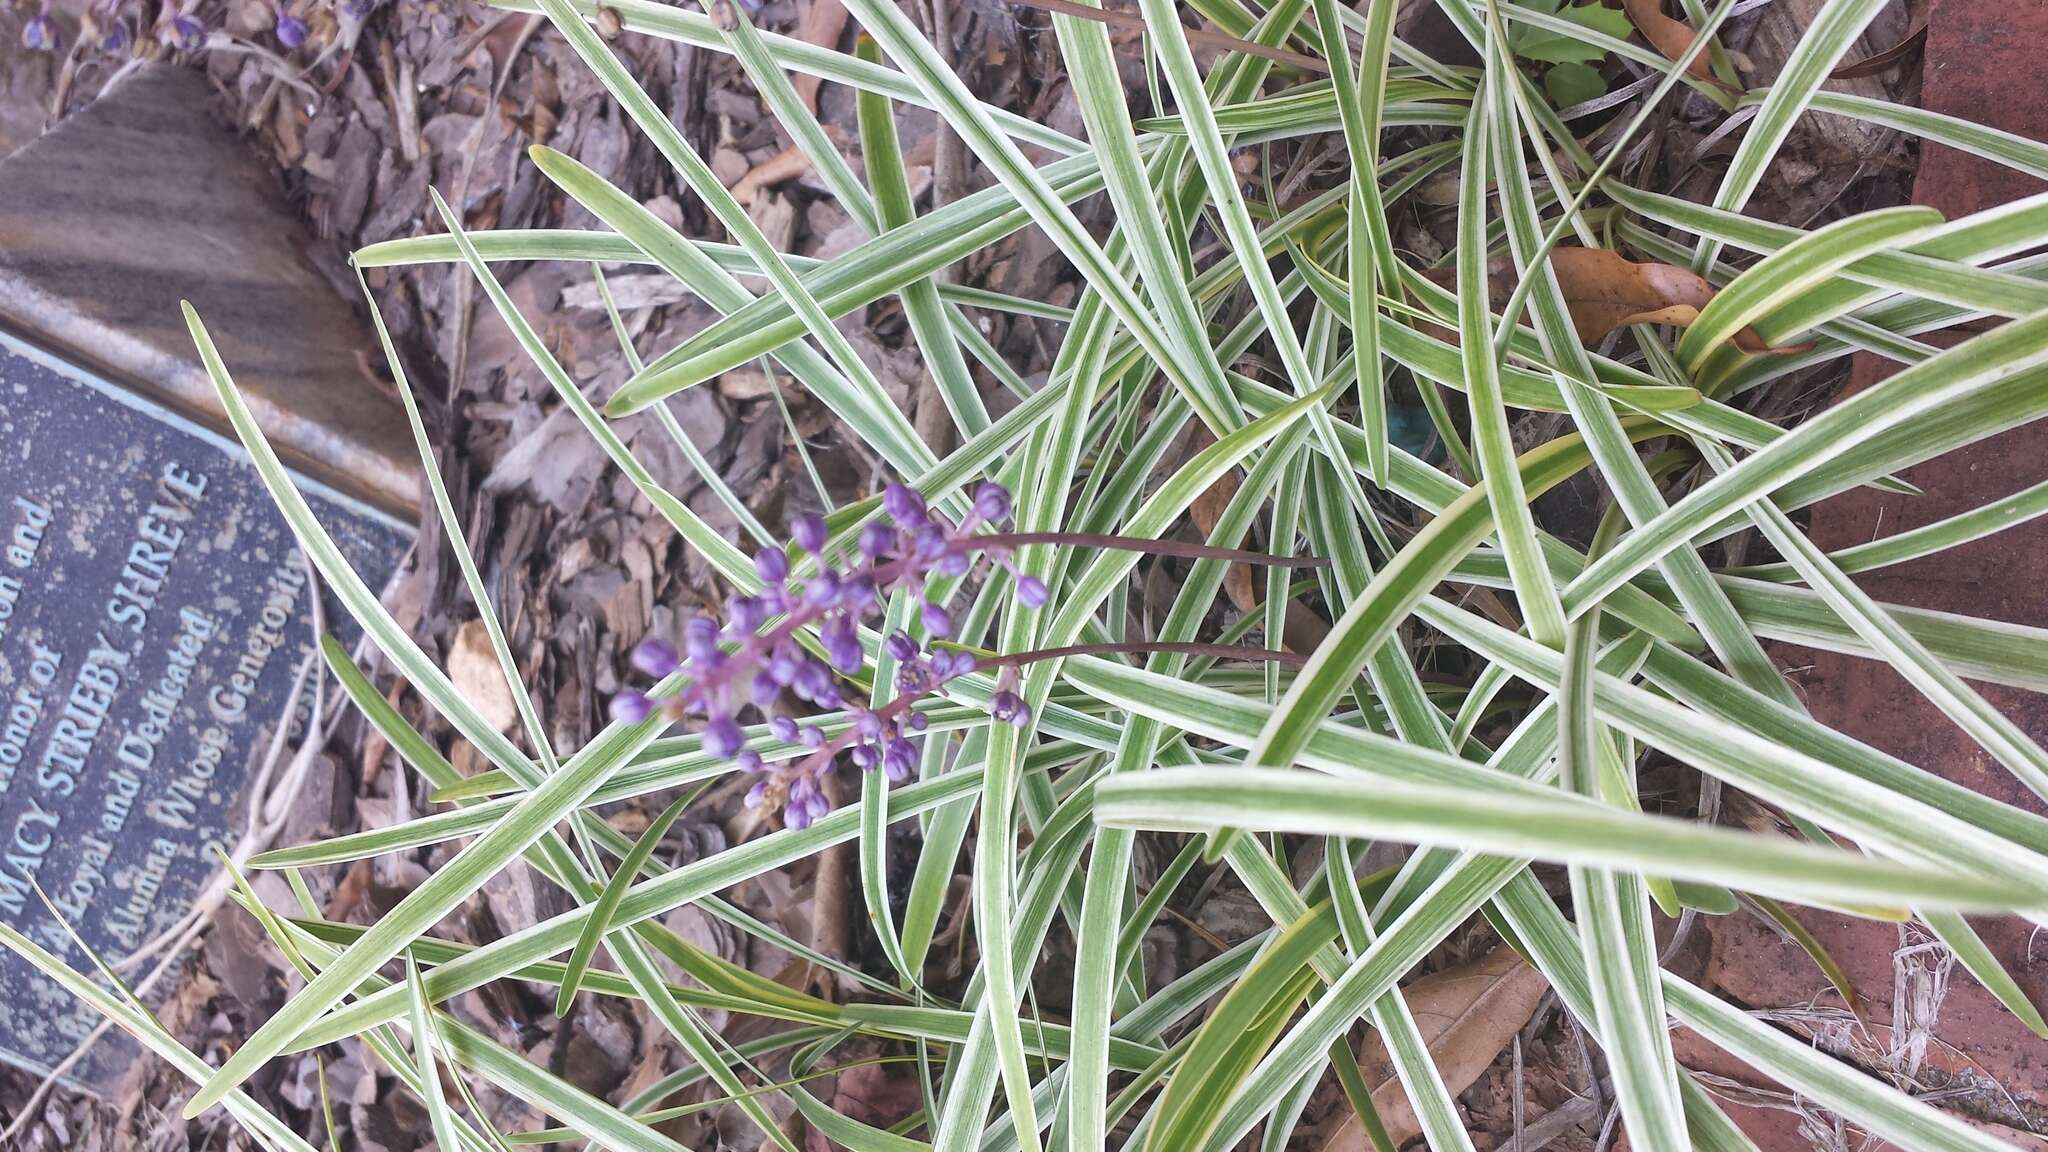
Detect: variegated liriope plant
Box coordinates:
(15, 0, 2048, 1148)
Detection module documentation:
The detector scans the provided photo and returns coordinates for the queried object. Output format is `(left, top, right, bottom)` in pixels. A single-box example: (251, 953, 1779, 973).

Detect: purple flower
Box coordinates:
(22, 7, 55, 50)
(99, 20, 130, 52)
(1016, 575, 1049, 608)
(882, 483, 926, 525)
(608, 479, 1063, 831)
(609, 691, 654, 725)
(682, 616, 720, 659)
(973, 483, 1011, 522)
(804, 572, 841, 608)
(791, 513, 827, 555)
(161, 12, 203, 50)
(275, 11, 307, 46)
(991, 692, 1032, 728)
(859, 522, 895, 557)
(822, 618, 863, 673)
(703, 716, 744, 760)
(632, 639, 680, 678)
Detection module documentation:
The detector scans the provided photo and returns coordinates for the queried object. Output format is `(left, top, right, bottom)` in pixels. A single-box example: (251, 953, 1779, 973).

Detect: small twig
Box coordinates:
(1004, 0, 1331, 74)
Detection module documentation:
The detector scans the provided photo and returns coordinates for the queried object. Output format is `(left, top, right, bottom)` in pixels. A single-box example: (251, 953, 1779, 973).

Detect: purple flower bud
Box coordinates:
(1016, 575, 1049, 608)
(885, 631, 919, 662)
(856, 711, 884, 740)
(750, 670, 783, 706)
(632, 639, 680, 678)
(937, 551, 971, 577)
(275, 11, 307, 46)
(882, 483, 926, 525)
(754, 548, 789, 584)
(803, 790, 830, 823)
(839, 572, 876, 614)
(163, 12, 204, 50)
(99, 21, 130, 52)
(860, 522, 896, 558)
(921, 600, 953, 638)
(744, 780, 768, 809)
(683, 616, 720, 658)
(729, 595, 768, 635)
(884, 739, 918, 780)
(792, 513, 827, 555)
(609, 691, 654, 725)
(785, 799, 814, 829)
(973, 483, 1012, 522)
(799, 725, 826, 748)
(769, 715, 801, 744)
(805, 572, 841, 608)
(914, 528, 949, 562)
(22, 9, 55, 50)
(736, 749, 764, 773)
(703, 716, 745, 760)
(792, 660, 834, 702)
(850, 743, 876, 769)
(823, 619, 864, 673)
(991, 692, 1032, 728)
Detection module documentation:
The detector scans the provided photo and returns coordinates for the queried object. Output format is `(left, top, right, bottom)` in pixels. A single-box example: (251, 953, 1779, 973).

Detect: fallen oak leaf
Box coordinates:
(1319, 945, 1551, 1150)
(1620, 0, 1726, 85)
(1418, 247, 1805, 354)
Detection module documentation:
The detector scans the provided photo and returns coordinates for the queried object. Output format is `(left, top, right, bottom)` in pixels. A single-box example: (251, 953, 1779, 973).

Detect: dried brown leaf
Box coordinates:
(1621, 0, 1720, 83)
(1320, 946, 1551, 1150)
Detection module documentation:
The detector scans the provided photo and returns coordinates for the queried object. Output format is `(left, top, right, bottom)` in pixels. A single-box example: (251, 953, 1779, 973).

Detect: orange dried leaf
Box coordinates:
(1621, 0, 1720, 82)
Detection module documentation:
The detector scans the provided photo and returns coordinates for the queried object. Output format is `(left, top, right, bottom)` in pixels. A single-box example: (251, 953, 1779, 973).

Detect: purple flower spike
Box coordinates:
(610, 691, 654, 725)
(703, 716, 745, 759)
(632, 639, 681, 678)
(921, 600, 953, 639)
(973, 483, 1012, 522)
(755, 547, 789, 583)
(792, 513, 828, 555)
(1016, 575, 1049, 608)
(275, 11, 307, 46)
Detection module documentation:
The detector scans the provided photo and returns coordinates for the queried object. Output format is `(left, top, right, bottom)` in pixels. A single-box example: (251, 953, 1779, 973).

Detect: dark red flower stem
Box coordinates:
(971, 641, 1309, 670)
(972, 532, 1330, 569)
(792, 641, 1302, 772)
